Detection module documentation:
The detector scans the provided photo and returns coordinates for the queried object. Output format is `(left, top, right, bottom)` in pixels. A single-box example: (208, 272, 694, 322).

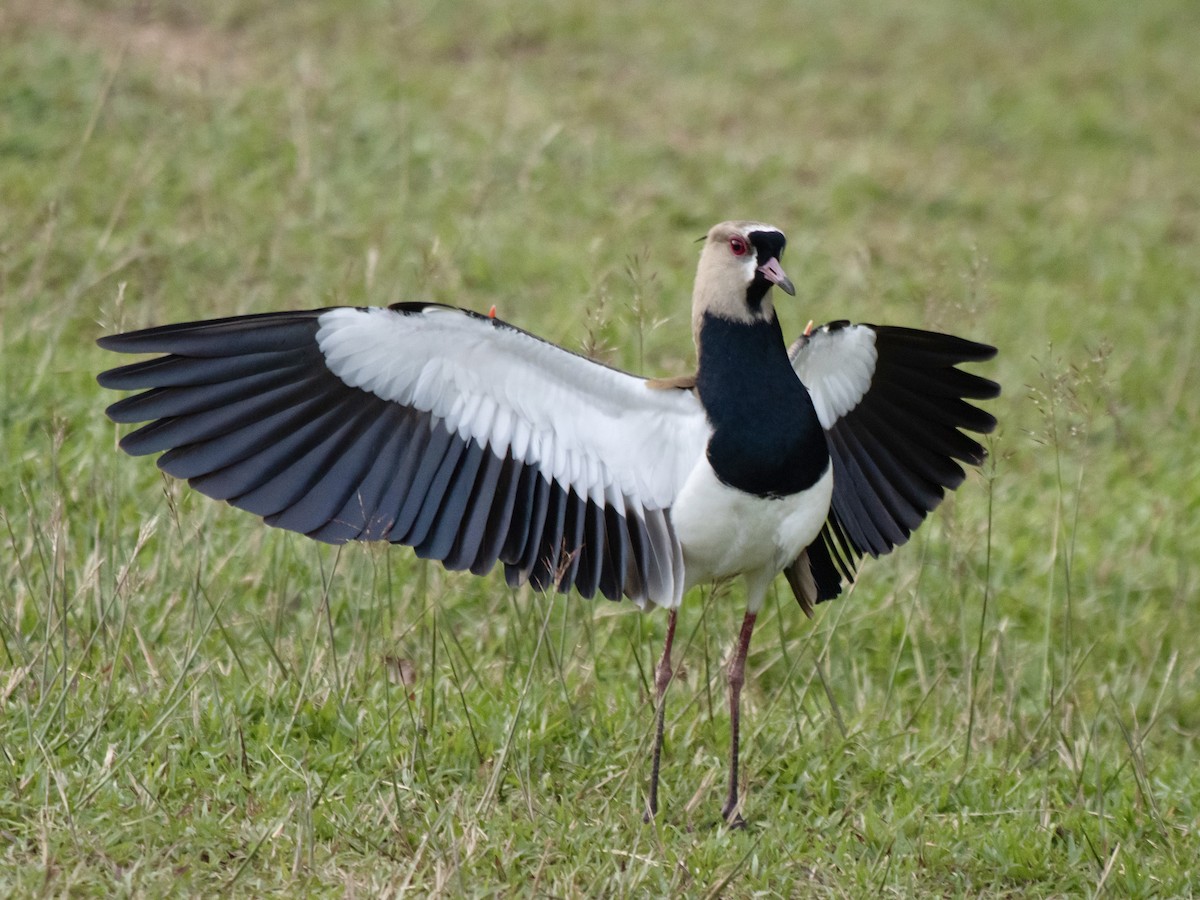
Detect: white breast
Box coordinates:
(673, 459, 834, 602)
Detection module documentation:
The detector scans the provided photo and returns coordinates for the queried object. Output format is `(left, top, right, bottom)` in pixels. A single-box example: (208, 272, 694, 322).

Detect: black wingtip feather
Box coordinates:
(872, 325, 998, 364)
(96, 310, 330, 355)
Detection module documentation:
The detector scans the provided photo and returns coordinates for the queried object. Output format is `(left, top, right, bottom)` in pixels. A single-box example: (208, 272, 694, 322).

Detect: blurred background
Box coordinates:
(2, 0, 1197, 894)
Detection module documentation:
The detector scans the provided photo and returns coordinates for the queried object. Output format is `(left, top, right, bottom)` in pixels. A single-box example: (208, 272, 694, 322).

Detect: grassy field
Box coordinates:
(2, 0, 1199, 894)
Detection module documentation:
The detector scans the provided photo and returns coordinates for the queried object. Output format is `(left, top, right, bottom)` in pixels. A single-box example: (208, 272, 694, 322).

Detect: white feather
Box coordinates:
(315, 306, 710, 512)
(791, 324, 878, 429)
(673, 459, 833, 608)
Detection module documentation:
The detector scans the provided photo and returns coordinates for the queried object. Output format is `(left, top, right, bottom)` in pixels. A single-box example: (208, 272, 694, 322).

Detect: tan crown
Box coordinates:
(691, 221, 787, 346)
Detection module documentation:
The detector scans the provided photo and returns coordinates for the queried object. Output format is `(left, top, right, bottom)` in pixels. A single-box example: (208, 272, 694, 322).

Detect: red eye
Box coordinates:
(729, 236, 748, 256)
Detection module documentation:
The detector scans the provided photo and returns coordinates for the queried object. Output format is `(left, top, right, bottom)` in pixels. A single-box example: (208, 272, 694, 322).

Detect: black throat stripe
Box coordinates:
(745, 230, 787, 310)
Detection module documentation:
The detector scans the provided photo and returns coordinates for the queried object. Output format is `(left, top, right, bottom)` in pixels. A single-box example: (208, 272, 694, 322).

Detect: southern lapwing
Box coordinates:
(97, 220, 999, 825)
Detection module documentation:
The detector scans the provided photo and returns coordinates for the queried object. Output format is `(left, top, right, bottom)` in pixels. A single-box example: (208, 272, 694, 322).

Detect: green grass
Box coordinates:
(3, 0, 1199, 894)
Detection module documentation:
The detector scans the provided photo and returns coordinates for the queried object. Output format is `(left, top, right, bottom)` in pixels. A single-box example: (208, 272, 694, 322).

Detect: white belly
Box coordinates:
(672, 459, 834, 594)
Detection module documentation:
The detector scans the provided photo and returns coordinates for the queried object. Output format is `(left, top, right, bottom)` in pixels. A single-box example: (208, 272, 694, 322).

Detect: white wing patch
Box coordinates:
(316, 306, 709, 510)
(790, 324, 878, 429)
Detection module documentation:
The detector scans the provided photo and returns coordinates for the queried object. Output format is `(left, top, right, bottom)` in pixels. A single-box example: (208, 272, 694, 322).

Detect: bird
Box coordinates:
(97, 220, 999, 826)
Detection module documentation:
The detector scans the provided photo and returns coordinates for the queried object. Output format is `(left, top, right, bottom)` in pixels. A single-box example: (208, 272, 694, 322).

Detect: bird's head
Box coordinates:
(692, 221, 795, 339)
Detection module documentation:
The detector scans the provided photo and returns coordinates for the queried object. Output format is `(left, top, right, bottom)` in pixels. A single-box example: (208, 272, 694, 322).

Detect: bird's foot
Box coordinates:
(721, 802, 747, 830)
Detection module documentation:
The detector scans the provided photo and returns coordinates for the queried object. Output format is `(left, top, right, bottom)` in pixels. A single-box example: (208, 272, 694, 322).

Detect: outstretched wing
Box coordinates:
(98, 303, 709, 608)
(785, 321, 999, 610)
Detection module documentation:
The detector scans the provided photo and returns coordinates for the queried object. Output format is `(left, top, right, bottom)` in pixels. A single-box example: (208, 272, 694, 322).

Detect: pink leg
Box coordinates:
(644, 607, 678, 822)
(721, 610, 758, 827)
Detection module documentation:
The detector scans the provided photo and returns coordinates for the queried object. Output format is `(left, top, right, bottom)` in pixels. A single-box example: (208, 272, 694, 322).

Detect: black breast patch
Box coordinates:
(696, 313, 830, 497)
